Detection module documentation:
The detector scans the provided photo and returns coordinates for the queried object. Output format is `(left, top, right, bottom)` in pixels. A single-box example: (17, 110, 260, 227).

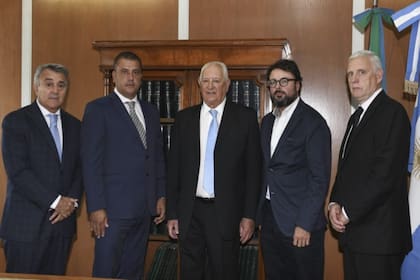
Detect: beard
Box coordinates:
(270, 90, 298, 109)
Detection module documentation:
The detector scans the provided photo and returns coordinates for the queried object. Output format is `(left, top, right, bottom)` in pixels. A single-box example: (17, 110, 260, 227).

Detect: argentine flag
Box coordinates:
(392, 2, 420, 279)
(402, 94, 420, 280)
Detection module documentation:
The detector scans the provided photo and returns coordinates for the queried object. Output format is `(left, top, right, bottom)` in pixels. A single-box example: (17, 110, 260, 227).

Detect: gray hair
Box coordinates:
(349, 50, 383, 72)
(198, 61, 230, 82)
(33, 63, 69, 87)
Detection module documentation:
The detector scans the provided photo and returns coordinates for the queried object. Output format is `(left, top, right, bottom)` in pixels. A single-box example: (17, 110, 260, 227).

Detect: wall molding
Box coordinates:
(21, 0, 32, 107)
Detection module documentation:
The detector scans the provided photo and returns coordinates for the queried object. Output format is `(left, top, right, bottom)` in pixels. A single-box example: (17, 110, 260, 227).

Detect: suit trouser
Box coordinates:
(92, 216, 151, 280)
(4, 234, 72, 275)
(179, 198, 240, 280)
(260, 200, 324, 280)
(343, 247, 404, 280)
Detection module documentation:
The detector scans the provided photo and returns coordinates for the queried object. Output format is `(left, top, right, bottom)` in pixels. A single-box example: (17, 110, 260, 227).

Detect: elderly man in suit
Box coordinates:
(81, 51, 166, 280)
(0, 63, 82, 275)
(329, 50, 412, 280)
(257, 59, 331, 280)
(166, 61, 262, 280)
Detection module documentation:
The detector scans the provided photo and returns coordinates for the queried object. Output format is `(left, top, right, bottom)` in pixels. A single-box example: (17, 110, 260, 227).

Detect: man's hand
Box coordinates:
(328, 203, 347, 232)
(89, 209, 109, 238)
(154, 197, 166, 225)
(239, 218, 255, 244)
(167, 219, 179, 239)
(49, 196, 78, 224)
(293, 226, 310, 247)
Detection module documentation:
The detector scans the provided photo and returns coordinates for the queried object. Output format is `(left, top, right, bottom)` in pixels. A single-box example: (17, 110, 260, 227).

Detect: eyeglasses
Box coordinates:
(267, 78, 297, 88)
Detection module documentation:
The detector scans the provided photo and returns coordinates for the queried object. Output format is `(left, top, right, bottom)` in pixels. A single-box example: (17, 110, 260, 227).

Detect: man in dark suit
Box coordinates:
(329, 50, 412, 280)
(81, 51, 166, 280)
(0, 63, 82, 274)
(257, 59, 331, 280)
(166, 61, 262, 280)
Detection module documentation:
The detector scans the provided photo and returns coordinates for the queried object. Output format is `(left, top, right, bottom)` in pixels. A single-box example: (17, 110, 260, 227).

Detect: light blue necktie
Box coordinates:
(48, 114, 62, 160)
(203, 109, 218, 196)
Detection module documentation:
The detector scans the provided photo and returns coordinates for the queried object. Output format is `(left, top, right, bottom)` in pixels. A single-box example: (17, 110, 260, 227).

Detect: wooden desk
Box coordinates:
(0, 273, 119, 280)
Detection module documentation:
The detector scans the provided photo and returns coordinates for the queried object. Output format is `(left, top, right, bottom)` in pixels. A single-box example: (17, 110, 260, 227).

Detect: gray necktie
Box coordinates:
(127, 101, 147, 148)
(48, 114, 62, 160)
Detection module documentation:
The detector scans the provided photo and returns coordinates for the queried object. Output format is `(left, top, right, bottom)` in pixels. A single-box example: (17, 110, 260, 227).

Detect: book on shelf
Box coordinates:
(139, 80, 180, 119)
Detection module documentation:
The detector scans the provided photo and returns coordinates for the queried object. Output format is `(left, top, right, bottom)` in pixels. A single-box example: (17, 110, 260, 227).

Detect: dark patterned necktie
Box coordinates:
(127, 101, 147, 148)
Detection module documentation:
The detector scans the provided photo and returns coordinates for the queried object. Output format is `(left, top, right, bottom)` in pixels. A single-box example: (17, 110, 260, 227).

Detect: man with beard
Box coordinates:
(257, 59, 331, 280)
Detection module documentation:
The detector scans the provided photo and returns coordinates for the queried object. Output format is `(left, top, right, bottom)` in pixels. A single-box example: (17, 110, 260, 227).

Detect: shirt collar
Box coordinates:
(272, 96, 300, 118)
(358, 88, 382, 112)
(36, 99, 61, 117)
(201, 98, 227, 116)
(114, 88, 139, 104)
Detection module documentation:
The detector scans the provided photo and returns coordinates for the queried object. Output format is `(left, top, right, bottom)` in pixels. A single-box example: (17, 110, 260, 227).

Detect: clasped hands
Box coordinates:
(328, 203, 349, 233)
(49, 196, 78, 224)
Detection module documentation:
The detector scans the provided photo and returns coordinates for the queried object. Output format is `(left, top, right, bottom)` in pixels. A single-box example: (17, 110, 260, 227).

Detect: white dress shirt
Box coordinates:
(266, 96, 300, 199)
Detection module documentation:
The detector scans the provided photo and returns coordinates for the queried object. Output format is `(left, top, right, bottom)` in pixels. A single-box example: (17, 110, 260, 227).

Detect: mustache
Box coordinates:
(274, 90, 286, 95)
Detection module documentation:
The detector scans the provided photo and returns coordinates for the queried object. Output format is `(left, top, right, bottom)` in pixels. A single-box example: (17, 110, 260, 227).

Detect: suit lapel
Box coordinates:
(189, 105, 201, 172)
(28, 102, 61, 163)
(342, 91, 386, 160)
(261, 114, 275, 162)
(271, 100, 304, 159)
(61, 110, 73, 164)
(140, 100, 152, 148)
(215, 101, 241, 150)
(110, 92, 145, 147)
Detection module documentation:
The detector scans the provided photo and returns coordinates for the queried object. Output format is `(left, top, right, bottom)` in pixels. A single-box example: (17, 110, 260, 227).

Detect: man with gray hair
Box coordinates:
(0, 63, 82, 274)
(167, 61, 262, 279)
(329, 50, 412, 280)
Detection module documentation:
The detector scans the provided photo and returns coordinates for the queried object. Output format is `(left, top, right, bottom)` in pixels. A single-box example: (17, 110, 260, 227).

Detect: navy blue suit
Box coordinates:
(81, 92, 165, 280)
(1, 102, 82, 274)
(258, 99, 331, 280)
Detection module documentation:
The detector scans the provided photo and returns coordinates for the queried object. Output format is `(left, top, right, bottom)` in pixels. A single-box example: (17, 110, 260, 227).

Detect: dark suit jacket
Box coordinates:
(81, 92, 165, 219)
(330, 91, 412, 255)
(257, 99, 331, 236)
(0, 102, 82, 242)
(167, 101, 262, 240)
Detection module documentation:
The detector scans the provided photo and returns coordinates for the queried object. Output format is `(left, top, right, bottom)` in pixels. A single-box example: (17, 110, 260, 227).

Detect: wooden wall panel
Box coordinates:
(32, 0, 178, 119)
(0, 0, 21, 273)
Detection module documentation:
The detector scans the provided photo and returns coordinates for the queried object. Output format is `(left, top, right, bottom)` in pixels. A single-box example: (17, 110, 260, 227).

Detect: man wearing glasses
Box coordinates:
(257, 59, 331, 280)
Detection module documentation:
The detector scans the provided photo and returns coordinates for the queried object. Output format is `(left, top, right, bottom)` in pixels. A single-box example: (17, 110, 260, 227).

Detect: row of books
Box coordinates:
(227, 80, 261, 117)
(139, 79, 262, 119)
(139, 80, 180, 119)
